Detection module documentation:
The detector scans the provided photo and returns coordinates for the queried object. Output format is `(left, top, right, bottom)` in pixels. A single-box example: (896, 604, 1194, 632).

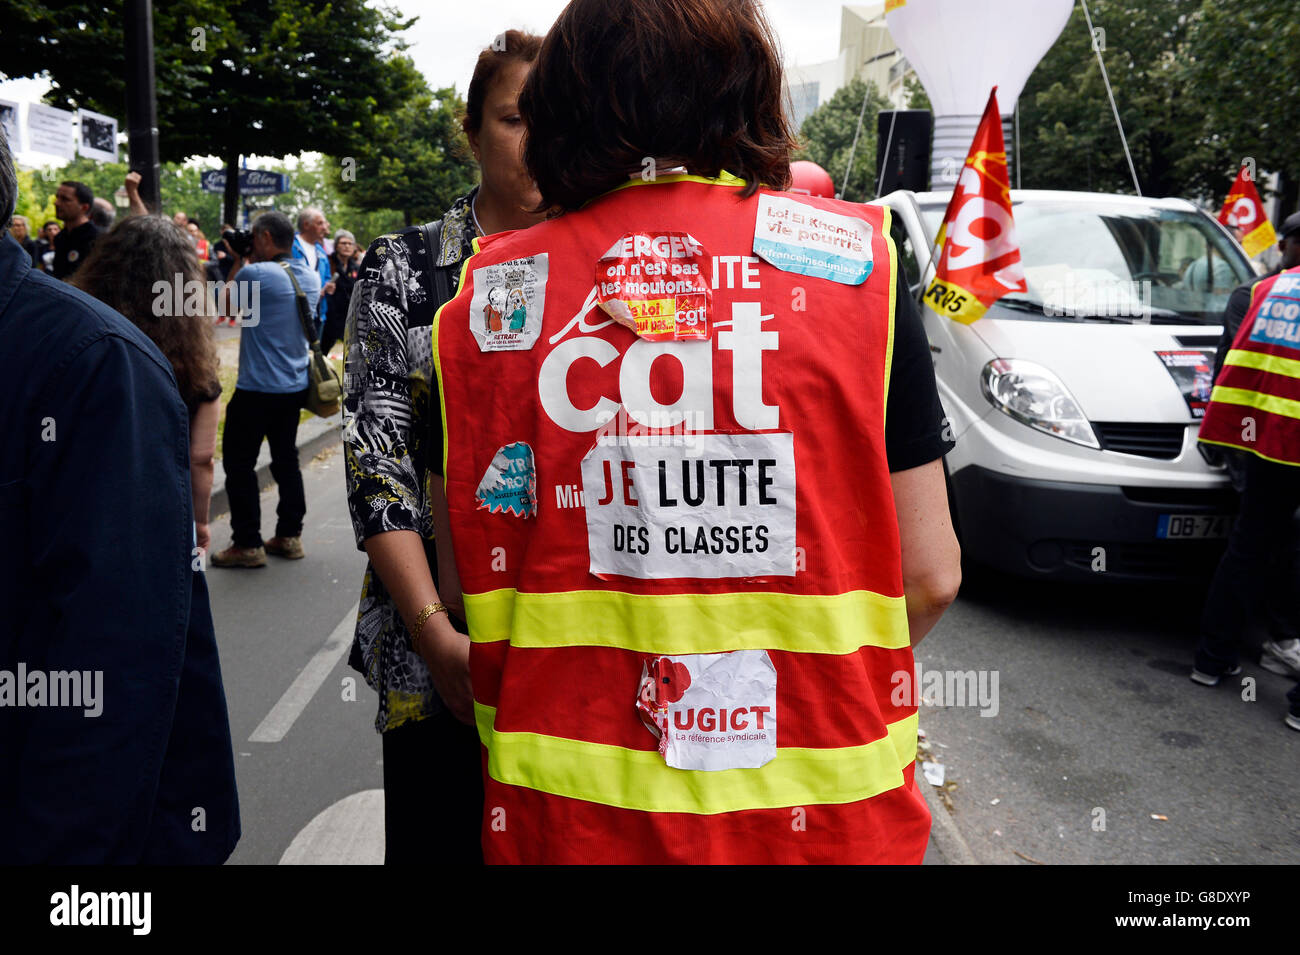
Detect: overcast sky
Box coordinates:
(401, 0, 851, 94)
(0, 0, 858, 165)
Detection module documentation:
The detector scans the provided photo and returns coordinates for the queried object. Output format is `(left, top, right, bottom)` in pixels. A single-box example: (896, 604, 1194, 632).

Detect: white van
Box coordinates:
(873, 189, 1255, 580)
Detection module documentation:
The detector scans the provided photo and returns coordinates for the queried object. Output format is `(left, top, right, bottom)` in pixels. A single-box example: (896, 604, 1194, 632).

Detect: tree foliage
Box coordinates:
(1017, 0, 1297, 210)
(796, 77, 891, 202)
(335, 57, 478, 227)
(0, 0, 422, 220)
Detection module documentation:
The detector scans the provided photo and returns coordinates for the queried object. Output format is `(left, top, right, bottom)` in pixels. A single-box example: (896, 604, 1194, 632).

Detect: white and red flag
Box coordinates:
(923, 87, 1026, 324)
(1218, 164, 1277, 259)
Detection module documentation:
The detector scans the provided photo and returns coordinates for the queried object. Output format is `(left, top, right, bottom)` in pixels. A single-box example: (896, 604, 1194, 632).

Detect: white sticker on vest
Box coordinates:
(469, 253, 548, 351)
(636, 650, 777, 771)
(752, 194, 874, 285)
(580, 431, 796, 579)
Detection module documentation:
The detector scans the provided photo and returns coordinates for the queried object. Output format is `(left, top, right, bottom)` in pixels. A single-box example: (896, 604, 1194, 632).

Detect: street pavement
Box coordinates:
(914, 563, 1300, 865)
(203, 440, 1299, 865)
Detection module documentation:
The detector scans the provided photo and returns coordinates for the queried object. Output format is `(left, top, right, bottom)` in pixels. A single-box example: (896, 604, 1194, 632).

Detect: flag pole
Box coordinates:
(1080, 0, 1141, 196)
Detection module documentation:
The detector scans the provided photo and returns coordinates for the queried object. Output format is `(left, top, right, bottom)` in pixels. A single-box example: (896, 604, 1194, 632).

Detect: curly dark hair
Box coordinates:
(519, 0, 798, 211)
(73, 214, 220, 412)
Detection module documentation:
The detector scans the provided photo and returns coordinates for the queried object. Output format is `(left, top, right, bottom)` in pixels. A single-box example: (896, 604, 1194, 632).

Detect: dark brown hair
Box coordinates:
(519, 0, 797, 211)
(462, 29, 544, 139)
(73, 215, 220, 413)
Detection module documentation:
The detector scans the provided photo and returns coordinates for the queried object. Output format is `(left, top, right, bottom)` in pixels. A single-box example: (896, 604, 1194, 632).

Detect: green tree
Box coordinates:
(337, 58, 478, 226)
(1017, 0, 1229, 201)
(0, 0, 420, 223)
(904, 74, 931, 112)
(1184, 0, 1300, 214)
(796, 77, 891, 202)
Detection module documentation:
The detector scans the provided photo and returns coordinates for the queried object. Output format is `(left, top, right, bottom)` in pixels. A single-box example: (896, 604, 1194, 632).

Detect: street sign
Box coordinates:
(200, 168, 290, 195)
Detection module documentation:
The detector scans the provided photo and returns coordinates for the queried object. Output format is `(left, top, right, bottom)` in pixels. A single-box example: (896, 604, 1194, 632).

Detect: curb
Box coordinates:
(209, 413, 343, 519)
(918, 767, 980, 865)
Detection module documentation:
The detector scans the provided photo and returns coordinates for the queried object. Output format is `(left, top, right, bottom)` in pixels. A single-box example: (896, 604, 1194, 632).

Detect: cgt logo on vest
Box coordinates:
(538, 295, 779, 434)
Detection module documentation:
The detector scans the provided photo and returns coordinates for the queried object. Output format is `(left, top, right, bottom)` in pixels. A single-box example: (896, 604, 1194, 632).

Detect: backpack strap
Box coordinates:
(276, 259, 318, 345)
(420, 219, 453, 309)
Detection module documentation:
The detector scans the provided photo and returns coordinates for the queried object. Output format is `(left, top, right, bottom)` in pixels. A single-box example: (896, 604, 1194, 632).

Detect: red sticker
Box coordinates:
(595, 231, 711, 341)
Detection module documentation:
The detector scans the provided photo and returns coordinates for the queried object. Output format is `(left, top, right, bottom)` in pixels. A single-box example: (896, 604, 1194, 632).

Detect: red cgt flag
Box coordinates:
(923, 87, 1026, 324)
(1218, 164, 1277, 259)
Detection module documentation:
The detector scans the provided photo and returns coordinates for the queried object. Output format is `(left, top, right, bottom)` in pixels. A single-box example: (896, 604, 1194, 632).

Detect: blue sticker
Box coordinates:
(476, 442, 537, 518)
(752, 194, 874, 285)
(1248, 275, 1300, 350)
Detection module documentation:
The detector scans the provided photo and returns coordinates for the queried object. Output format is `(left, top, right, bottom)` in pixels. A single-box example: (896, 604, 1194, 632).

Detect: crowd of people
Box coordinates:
(0, 0, 1296, 867)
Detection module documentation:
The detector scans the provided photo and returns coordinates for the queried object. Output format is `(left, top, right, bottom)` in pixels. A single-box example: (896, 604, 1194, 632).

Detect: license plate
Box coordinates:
(1156, 514, 1231, 539)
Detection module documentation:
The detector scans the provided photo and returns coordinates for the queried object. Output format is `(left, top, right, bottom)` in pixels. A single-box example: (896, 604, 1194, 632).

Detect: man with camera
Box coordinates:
(212, 211, 322, 568)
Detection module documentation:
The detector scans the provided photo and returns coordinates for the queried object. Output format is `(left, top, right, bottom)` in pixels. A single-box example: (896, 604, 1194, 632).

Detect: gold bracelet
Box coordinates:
(412, 602, 448, 650)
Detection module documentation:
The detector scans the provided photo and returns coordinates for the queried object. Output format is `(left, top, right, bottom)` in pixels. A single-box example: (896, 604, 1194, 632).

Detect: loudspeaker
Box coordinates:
(875, 110, 932, 195)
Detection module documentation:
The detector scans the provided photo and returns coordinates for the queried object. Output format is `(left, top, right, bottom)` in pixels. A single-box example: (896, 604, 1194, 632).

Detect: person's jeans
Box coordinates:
(222, 388, 307, 548)
(381, 709, 484, 865)
(1196, 454, 1300, 674)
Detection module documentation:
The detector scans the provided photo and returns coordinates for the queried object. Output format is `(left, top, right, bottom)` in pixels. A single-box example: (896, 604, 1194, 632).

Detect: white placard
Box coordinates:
(25, 103, 76, 160)
(581, 431, 796, 579)
(76, 108, 118, 163)
(0, 100, 21, 152)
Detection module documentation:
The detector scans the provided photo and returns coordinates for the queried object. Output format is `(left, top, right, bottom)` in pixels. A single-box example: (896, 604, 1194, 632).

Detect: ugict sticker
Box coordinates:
(469, 254, 548, 352)
(595, 232, 711, 341)
(580, 431, 796, 579)
(635, 650, 777, 771)
(476, 442, 537, 518)
(752, 194, 874, 285)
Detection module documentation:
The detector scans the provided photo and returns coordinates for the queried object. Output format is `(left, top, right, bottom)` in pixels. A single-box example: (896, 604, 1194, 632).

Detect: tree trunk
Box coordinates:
(223, 150, 240, 227)
(403, 208, 413, 228)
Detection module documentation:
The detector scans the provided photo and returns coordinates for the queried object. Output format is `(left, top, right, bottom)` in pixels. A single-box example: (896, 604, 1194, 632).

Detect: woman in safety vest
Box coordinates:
(431, 0, 962, 863)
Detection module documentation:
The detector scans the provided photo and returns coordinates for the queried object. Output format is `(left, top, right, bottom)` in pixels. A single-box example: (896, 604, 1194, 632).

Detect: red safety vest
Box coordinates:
(1199, 265, 1300, 466)
(435, 172, 928, 863)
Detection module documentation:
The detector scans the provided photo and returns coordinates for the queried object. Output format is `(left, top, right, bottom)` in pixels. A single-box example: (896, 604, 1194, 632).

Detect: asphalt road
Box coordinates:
(914, 563, 1300, 865)
(203, 444, 1298, 865)
(204, 443, 381, 865)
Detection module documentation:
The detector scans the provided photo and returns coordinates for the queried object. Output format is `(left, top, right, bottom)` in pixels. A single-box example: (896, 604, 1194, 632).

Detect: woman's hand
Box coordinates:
(416, 614, 474, 725)
(195, 521, 211, 554)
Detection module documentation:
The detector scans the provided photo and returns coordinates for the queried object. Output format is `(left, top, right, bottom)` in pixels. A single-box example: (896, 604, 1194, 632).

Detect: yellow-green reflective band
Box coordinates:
(1225, 348, 1300, 380)
(462, 587, 911, 654)
(1209, 385, 1300, 422)
(475, 702, 918, 814)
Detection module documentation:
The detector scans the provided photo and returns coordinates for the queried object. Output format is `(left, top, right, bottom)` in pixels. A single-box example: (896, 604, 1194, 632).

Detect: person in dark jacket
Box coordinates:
(0, 130, 240, 863)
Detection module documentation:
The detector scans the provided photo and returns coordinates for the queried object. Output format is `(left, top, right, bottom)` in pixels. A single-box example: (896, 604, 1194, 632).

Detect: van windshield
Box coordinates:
(918, 199, 1254, 324)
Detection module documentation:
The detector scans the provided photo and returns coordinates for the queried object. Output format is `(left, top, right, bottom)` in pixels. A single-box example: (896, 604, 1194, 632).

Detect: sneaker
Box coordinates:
(1286, 712, 1300, 732)
(265, 536, 305, 560)
(1260, 639, 1300, 678)
(210, 543, 267, 568)
(1190, 664, 1242, 687)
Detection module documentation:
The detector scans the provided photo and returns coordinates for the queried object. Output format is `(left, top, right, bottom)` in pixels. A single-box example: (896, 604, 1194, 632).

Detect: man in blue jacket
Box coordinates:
(293, 206, 332, 333)
(0, 131, 239, 863)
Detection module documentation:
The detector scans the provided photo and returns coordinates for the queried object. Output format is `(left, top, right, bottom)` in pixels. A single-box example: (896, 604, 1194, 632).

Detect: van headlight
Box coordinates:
(981, 358, 1099, 448)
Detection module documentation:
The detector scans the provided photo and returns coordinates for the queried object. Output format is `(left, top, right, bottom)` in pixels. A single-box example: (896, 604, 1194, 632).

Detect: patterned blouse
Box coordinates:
(342, 190, 477, 733)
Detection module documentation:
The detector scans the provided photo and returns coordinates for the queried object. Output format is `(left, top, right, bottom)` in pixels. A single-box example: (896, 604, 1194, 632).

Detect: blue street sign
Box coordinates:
(200, 168, 290, 195)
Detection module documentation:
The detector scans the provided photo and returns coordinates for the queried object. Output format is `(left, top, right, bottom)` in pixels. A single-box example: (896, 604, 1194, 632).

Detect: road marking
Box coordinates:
(279, 789, 384, 865)
(249, 602, 358, 743)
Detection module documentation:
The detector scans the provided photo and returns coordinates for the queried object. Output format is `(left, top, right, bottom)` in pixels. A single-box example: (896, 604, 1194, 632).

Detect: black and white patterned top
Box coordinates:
(342, 190, 476, 733)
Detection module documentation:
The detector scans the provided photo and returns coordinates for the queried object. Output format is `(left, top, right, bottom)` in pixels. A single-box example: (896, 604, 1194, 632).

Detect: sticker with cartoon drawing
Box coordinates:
(469, 254, 549, 351)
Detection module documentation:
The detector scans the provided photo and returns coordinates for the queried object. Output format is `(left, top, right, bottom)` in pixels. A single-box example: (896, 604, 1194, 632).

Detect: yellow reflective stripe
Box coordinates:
(598, 169, 747, 201)
(882, 205, 898, 430)
(476, 702, 918, 814)
(1209, 385, 1300, 422)
(1197, 437, 1300, 468)
(432, 237, 481, 479)
(463, 587, 910, 654)
(1225, 348, 1300, 380)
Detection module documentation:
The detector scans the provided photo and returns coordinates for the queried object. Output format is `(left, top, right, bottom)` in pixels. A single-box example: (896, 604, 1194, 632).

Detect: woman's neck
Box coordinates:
(473, 187, 542, 236)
